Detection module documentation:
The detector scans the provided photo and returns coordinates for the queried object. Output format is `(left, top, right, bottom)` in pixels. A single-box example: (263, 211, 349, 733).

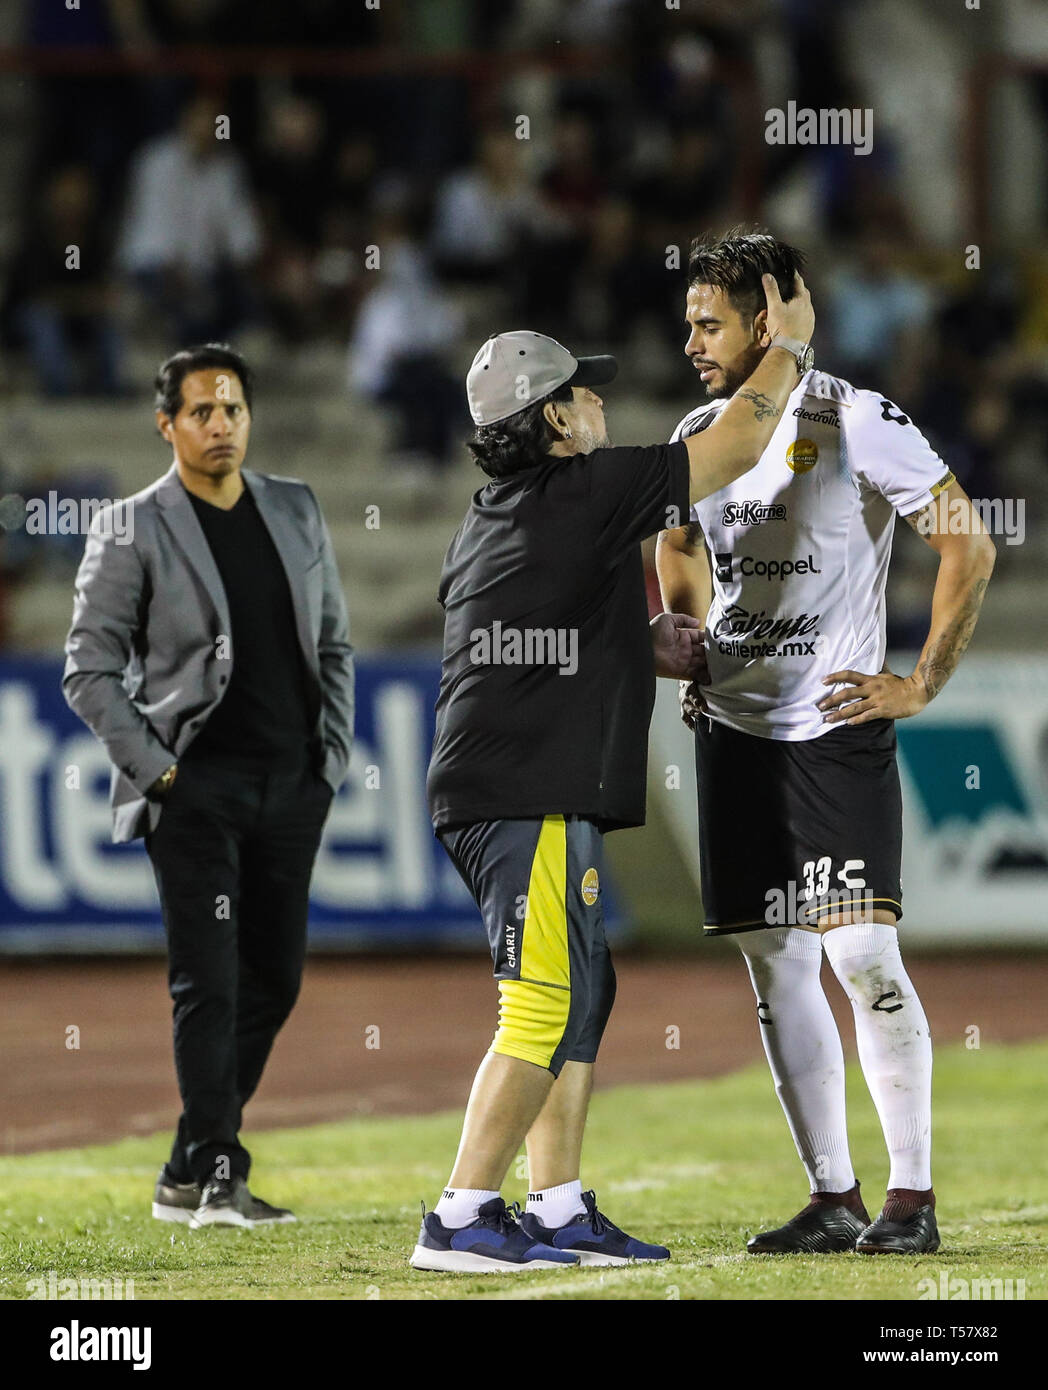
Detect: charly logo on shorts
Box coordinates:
(786, 438, 819, 474)
(581, 868, 600, 906)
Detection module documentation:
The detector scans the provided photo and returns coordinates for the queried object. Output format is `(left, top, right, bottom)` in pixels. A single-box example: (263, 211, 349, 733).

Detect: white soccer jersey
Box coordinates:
(671, 368, 954, 741)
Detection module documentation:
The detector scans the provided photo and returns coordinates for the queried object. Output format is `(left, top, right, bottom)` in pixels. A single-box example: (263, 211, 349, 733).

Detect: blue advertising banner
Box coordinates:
(0, 656, 622, 952)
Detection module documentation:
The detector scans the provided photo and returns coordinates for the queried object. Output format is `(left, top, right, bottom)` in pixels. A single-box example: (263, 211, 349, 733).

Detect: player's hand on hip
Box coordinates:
(679, 678, 707, 730)
(818, 668, 928, 725)
(763, 272, 814, 345)
(651, 612, 708, 681)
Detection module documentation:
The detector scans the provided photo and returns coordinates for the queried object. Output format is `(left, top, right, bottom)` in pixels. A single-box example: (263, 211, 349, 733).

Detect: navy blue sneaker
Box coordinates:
(409, 1197, 580, 1273)
(519, 1189, 671, 1266)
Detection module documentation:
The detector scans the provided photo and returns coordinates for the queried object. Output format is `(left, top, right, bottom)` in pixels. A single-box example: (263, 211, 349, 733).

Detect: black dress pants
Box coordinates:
(144, 754, 332, 1185)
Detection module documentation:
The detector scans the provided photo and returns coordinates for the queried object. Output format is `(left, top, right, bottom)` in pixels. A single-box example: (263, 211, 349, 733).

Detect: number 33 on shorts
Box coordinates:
(802, 856, 867, 898)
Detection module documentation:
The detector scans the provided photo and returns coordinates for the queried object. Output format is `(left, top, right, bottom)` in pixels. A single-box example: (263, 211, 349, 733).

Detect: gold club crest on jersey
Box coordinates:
(787, 438, 819, 474)
(581, 868, 600, 906)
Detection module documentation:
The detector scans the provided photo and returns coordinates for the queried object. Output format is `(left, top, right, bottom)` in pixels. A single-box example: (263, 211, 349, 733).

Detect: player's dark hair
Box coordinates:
(154, 343, 254, 421)
(687, 226, 806, 324)
(467, 381, 575, 479)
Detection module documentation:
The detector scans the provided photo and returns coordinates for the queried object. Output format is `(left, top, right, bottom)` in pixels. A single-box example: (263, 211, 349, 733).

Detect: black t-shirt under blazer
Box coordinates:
(183, 483, 317, 769)
(427, 441, 690, 833)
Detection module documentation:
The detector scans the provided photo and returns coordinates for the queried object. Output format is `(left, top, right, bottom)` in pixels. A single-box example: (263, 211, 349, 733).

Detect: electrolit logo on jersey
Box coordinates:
(721, 500, 788, 527)
(581, 867, 600, 906)
(786, 438, 819, 473)
(793, 404, 840, 428)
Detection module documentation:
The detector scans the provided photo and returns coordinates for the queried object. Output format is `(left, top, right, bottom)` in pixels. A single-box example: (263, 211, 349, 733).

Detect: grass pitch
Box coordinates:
(0, 1041, 1044, 1301)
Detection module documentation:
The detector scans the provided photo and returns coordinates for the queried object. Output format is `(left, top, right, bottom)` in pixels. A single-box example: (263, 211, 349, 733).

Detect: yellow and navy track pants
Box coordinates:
(438, 814, 617, 1076)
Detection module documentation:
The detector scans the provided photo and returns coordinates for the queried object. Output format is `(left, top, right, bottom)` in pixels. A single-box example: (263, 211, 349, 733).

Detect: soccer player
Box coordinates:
(656, 230, 995, 1255)
(412, 270, 815, 1274)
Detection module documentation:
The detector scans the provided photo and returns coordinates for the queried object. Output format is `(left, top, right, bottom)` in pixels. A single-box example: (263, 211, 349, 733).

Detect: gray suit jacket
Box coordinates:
(63, 463, 354, 843)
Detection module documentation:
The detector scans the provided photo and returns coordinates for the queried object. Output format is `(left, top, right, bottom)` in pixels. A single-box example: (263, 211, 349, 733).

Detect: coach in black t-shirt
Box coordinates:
(412, 275, 816, 1274)
(63, 344, 354, 1231)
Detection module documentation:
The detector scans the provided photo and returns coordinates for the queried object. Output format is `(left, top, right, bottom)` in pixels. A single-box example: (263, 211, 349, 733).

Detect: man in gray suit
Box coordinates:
(63, 343, 354, 1228)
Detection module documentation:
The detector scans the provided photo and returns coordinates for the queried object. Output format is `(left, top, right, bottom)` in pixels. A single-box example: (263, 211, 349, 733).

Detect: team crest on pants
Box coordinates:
(581, 868, 600, 906)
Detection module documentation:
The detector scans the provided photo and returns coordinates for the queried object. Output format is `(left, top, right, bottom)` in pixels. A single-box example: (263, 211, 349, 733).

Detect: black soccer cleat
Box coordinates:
(747, 1184, 871, 1254)
(856, 1204, 940, 1255)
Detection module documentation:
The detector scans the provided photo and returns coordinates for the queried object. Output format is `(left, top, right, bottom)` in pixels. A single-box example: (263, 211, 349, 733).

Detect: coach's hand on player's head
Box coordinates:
(762, 272, 814, 347)
(651, 612, 709, 681)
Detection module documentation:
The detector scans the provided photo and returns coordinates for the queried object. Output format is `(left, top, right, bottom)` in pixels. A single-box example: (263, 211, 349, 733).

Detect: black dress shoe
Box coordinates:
(747, 1184, 871, 1254)
(856, 1204, 940, 1255)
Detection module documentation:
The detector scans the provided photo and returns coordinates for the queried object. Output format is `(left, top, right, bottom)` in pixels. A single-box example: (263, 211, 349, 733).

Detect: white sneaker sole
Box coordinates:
(249, 1212, 297, 1225)
(151, 1202, 195, 1225)
(573, 1250, 670, 1266)
(189, 1209, 255, 1230)
(408, 1245, 578, 1273)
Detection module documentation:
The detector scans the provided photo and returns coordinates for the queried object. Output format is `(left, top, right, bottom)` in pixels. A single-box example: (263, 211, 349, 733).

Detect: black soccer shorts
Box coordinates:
(438, 813, 617, 1075)
(694, 716, 904, 934)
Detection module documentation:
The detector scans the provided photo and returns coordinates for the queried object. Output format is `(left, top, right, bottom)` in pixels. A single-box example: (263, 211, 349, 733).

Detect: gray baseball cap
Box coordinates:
(466, 330, 618, 427)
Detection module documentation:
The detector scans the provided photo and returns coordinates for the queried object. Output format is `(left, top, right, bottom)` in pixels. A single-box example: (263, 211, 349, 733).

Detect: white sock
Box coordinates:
(526, 1180, 584, 1228)
(822, 922, 933, 1192)
(738, 927, 856, 1193)
(433, 1187, 499, 1229)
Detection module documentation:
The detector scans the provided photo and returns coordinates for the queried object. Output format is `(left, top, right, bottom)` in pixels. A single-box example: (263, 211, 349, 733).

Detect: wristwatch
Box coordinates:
(770, 334, 815, 374)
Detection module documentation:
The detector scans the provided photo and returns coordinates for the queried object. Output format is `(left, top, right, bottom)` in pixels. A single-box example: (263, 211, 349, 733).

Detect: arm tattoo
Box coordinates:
(903, 502, 938, 538)
(737, 388, 780, 422)
(917, 577, 989, 700)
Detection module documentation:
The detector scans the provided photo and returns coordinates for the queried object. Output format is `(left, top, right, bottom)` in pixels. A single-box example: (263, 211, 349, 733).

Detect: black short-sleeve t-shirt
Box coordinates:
(426, 441, 690, 832)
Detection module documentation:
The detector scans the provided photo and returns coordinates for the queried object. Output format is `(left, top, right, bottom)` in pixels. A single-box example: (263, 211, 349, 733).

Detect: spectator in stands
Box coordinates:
(612, 125, 734, 358)
(254, 92, 329, 249)
(329, 131, 379, 213)
(118, 91, 262, 343)
(24, 0, 154, 203)
(634, 127, 732, 256)
(823, 229, 934, 403)
(253, 93, 331, 342)
(5, 165, 127, 397)
(139, 0, 233, 43)
(582, 196, 679, 357)
(917, 269, 1023, 501)
(286, 131, 379, 338)
(348, 201, 464, 484)
(517, 112, 607, 340)
(430, 127, 540, 285)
